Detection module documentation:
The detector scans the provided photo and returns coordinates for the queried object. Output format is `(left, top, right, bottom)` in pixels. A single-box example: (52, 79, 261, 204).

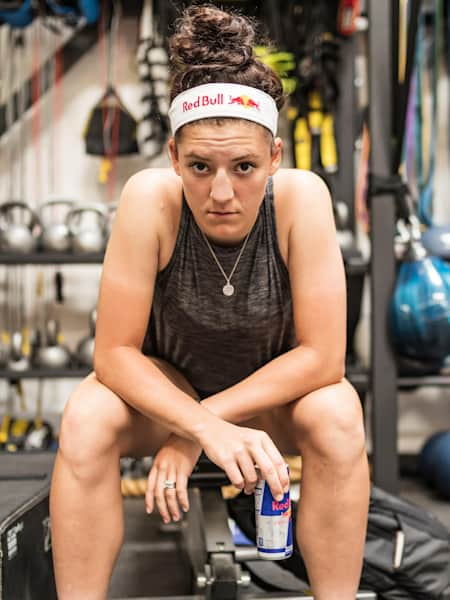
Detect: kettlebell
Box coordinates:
(66, 203, 108, 253)
(34, 319, 72, 369)
(7, 330, 30, 371)
(77, 308, 96, 367)
(0, 201, 40, 253)
(39, 198, 74, 252)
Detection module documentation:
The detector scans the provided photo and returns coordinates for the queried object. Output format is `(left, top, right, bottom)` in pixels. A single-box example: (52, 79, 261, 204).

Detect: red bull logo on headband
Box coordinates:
(182, 92, 261, 113)
(229, 95, 260, 110)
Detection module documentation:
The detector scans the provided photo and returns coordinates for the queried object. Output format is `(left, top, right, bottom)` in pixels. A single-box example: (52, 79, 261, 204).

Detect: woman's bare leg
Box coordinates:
(50, 361, 198, 600)
(244, 379, 370, 600)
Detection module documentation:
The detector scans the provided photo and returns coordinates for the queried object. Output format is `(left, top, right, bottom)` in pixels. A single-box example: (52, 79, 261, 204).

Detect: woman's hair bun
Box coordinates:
(168, 4, 285, 111)
(169, 4, 256, 73)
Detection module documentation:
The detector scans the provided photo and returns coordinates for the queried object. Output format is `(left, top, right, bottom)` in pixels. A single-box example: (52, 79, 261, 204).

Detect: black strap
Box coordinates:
(367, 173, 412, 221)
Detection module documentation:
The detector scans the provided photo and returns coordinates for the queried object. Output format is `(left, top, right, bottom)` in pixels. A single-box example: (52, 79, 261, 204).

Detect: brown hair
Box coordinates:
(168, 4, 284, 134)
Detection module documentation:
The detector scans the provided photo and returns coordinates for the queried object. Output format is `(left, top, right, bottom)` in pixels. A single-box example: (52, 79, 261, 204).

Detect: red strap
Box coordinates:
(53, 40, 64, 189)
(337, 0, 360, 36)
(32, 25, 42, 205)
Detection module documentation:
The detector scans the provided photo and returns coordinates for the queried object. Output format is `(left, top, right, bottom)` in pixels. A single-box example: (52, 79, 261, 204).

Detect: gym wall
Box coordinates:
(0, 15, 449, 453)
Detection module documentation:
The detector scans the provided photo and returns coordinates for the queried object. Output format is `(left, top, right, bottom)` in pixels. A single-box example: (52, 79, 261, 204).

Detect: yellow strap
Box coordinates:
(320, 113, 338, 173)
(308, 91, 323, 134)
(16, 381, 27, 412)
(287, 107, 298, 121)
(10, 419, 29, 437)
(98, 158, 112, 184)
(21, 327, 30, 357)
(294, 117, 311, 170)
(0, 415, 11, 444)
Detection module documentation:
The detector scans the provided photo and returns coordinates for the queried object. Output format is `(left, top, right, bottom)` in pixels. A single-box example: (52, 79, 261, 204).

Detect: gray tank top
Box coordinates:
(142, 177, 297, 398)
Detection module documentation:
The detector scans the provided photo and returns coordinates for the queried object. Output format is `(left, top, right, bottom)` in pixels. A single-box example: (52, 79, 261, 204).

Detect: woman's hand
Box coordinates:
(196, 417, 289, 501)
(146, 433, 202, 523)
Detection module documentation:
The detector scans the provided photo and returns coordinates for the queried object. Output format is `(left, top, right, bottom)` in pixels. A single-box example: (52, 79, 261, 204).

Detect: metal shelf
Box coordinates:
(345, 369, 450, 391)
(0, 252, 104, 265)
(398, 376, 450, 388)
(0, 367, 90, 379)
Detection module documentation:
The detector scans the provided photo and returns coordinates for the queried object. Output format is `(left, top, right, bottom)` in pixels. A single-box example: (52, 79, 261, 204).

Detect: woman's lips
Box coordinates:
(208, 211, 238, 217)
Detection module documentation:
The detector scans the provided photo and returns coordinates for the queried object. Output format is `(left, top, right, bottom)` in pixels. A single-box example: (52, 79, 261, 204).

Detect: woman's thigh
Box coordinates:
(241, 409, 299, 455)
(240, 378, 362, 456)
(60, 356, 200, 460)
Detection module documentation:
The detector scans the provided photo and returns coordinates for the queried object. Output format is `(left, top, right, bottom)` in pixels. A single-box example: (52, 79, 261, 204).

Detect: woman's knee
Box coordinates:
(293, 380, 366, 465)
(58, 374, 130, 473)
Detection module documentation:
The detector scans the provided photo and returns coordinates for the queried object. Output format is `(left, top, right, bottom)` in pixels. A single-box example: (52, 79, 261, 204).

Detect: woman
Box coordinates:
(50, 5, 370, 599)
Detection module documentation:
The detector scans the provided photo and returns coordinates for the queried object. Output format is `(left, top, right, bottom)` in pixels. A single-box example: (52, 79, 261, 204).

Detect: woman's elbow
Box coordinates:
(320, 351, 346, 385)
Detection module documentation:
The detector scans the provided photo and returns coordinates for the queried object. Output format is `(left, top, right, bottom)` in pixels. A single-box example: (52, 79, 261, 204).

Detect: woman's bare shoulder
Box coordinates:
(273, 168, 330, 208)
(119, 168, 182, 210)
(104, 169, 182, 276)
(271, 169, 333, 263)
(115, 168, 182, 233)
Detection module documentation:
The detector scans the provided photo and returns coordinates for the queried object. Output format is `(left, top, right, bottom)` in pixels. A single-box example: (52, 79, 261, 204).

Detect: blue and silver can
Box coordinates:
(254, 467, 293, 560)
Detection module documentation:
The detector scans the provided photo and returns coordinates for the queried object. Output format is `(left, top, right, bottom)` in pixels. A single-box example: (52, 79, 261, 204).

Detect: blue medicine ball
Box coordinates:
(390, 255, 450, 361)
(430, 432, 450, 500)
(0, 0, 33, 27)
(419, 431, 449, 487)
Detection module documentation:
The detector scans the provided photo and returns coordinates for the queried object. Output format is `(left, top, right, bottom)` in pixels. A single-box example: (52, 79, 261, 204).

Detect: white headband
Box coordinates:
(168, 83, 278, 136)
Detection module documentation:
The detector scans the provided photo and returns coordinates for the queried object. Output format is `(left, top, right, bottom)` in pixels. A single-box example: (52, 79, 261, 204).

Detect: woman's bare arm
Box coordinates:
(93, 169, 218, 440)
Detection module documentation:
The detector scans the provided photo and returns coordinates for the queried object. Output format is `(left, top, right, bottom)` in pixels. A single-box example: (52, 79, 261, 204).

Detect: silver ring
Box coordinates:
(164, 480, 176, 490)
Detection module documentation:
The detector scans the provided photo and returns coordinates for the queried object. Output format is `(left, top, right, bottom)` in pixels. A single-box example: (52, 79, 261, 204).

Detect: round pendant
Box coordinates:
(223, 283, 234, 296)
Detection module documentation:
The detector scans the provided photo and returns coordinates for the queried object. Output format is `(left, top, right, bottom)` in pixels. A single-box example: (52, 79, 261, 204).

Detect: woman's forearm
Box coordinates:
(201, 345, 345, 424)
(94, 347, 218, 441)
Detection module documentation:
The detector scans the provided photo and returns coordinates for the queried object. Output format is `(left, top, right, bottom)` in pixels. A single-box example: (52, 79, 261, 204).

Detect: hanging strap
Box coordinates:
(31, 21, 44, 207)
(415, 1, 442, 226)
(392, 0, 421, 173)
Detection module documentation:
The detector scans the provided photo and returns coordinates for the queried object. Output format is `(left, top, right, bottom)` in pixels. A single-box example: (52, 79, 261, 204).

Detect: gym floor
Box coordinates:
(108, 475, 450, 599)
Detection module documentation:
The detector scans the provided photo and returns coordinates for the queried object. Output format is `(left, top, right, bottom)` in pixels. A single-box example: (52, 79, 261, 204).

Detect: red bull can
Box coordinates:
(254, 466, 293, 560)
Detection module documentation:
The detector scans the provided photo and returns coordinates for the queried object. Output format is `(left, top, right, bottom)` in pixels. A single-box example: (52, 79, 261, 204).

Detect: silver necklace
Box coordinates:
(201, 230, 251, 296)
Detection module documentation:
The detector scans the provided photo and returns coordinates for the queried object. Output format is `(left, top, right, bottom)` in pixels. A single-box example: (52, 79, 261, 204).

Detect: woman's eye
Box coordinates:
(191, 162, 209, 173)
(237, 162, 254, 173)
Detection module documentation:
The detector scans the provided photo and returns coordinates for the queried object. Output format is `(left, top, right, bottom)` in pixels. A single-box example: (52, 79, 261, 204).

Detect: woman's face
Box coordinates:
(168, 120, 282, 245)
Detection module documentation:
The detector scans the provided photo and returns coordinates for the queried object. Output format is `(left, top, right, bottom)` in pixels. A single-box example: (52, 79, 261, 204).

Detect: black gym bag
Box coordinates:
(227, 484, 450, 599)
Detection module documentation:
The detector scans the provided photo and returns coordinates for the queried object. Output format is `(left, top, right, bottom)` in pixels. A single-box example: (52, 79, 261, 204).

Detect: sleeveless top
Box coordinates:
(141, 177, 297, 398)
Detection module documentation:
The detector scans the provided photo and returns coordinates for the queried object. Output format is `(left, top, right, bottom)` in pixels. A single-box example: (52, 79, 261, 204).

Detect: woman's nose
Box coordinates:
(210, 171, 234, 203)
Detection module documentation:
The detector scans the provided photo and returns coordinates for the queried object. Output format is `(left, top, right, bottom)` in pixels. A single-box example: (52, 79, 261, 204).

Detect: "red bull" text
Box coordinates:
(272, 498, 289, 512)
(182, 92, 261, 113)
(182, 93, 225, 112)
